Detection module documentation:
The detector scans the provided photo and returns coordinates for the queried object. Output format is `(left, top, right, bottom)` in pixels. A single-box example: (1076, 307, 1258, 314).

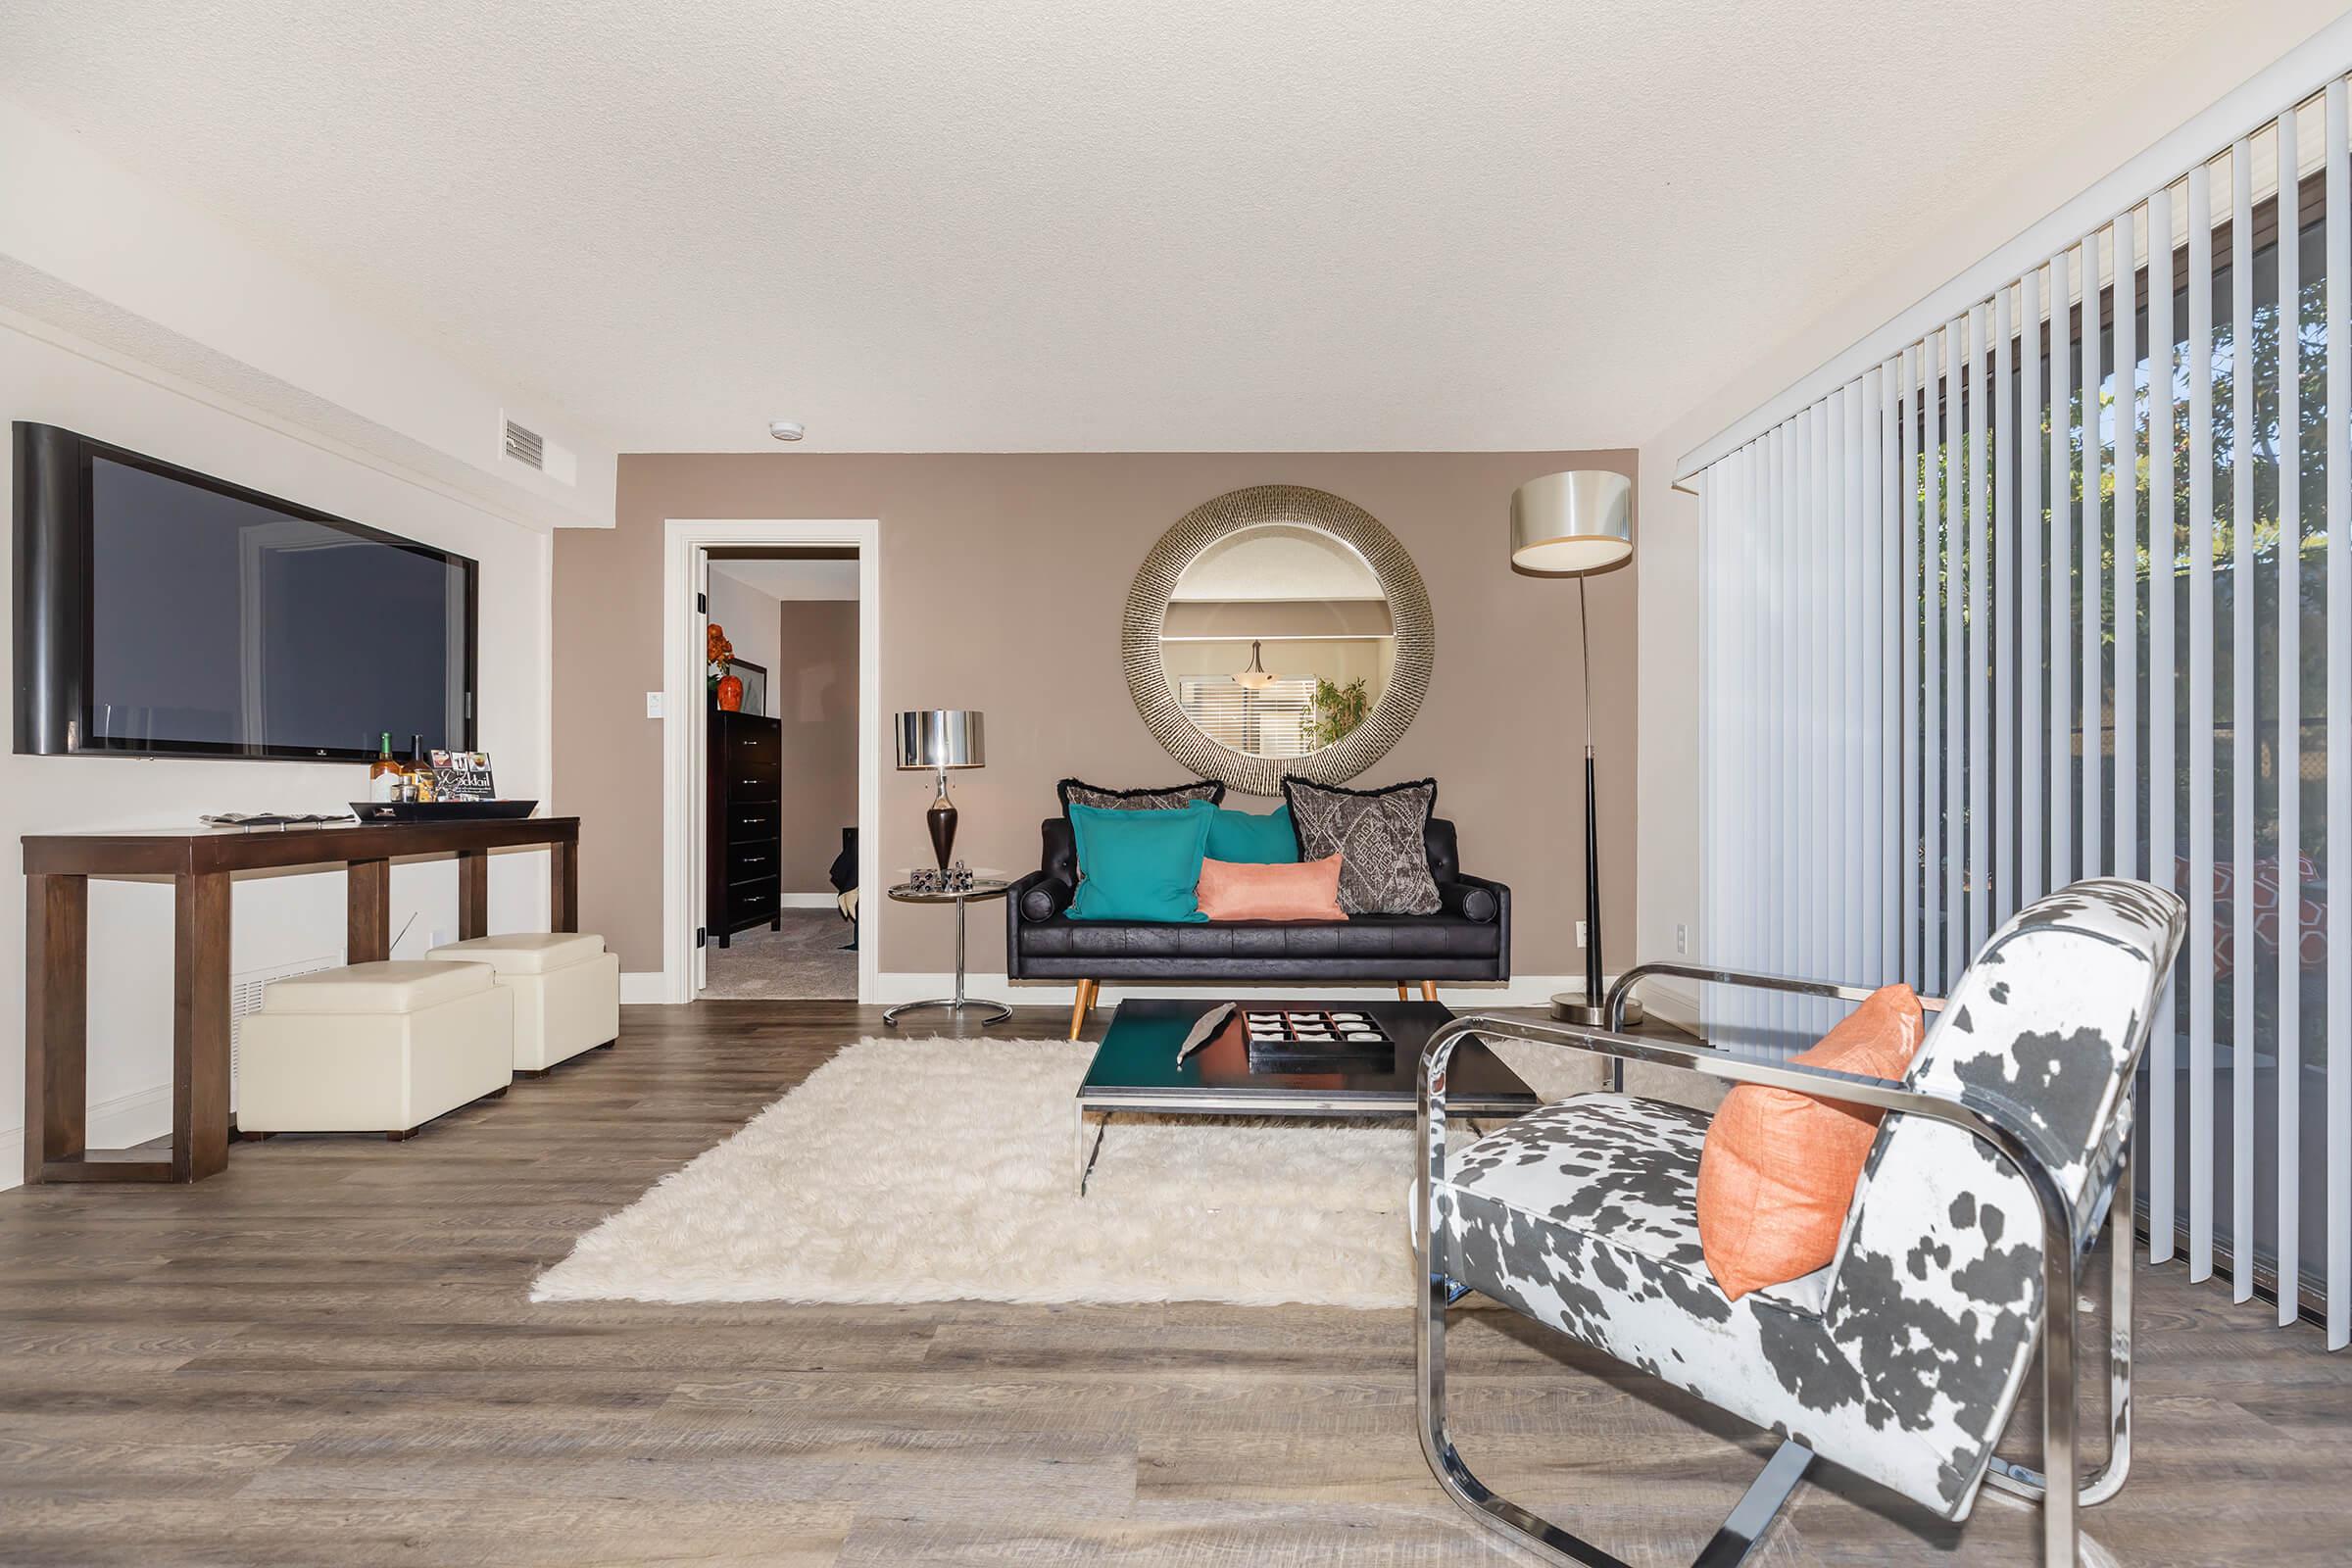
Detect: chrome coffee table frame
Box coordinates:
(881, 878, 1012, 1027)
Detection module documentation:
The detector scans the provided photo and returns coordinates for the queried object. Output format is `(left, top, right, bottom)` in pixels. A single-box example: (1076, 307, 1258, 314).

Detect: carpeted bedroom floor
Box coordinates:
(700, 906, 858, 999)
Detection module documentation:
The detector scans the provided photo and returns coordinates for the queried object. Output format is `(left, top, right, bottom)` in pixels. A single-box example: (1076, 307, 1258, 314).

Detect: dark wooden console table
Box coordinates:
(21, 817, 580, 1186)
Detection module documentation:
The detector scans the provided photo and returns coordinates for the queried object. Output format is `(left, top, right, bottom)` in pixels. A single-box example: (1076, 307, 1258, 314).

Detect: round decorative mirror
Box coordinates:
(1123, 485, 1433, 795)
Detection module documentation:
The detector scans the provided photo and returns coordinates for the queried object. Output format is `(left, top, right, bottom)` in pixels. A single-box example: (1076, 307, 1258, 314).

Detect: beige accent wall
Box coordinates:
(770, 598, 859, 893)
(555, 451, 1637, 979)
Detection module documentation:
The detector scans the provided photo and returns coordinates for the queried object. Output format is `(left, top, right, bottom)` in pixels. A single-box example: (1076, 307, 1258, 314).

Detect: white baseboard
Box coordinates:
(89, 1084, 172, 1150)
(776, 893, 838, 908)
(629, 967, 1641, 1016)
(1638, 980, 1702, 1035)
(0, 1081, 175, 1194)
(869, 972, 1621, 1011)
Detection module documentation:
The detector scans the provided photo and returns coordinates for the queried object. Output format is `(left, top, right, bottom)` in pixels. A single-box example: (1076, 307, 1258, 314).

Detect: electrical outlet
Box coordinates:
(1575, 920, 1588, 949)
(1676, 923, 1689, 956)
(645, 691, 665, 718)
(429, 928, 450, 953)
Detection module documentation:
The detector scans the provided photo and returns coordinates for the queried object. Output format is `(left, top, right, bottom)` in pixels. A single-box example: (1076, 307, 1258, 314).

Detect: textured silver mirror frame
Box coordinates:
(1123, 484, 1433, 796)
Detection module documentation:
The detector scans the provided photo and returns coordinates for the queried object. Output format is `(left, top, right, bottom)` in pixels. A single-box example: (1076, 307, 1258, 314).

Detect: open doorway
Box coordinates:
(662, 519, 880, 1006)
(700, 548, 861, 999)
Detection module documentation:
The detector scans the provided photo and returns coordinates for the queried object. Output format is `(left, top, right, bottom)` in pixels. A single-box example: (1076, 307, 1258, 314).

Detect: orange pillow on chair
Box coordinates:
(1695, 983, 1926, 1301)
(1197, 855, 1346, 921)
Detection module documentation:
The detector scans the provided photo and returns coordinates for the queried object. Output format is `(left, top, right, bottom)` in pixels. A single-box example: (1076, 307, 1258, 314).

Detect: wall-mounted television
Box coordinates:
(13, 422, 477, 761)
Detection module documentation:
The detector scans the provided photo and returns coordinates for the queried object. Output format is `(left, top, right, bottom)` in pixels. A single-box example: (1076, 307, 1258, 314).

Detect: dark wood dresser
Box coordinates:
(707, 710, 783, 947)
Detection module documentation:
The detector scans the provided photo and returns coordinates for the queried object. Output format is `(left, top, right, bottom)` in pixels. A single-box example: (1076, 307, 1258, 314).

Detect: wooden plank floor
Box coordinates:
(1, 1002, 2343, 1565)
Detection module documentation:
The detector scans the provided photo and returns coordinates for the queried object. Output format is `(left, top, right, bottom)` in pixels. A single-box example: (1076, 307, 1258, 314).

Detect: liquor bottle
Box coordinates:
(405, 733, 435, 804)
(368, 733, 402, 803)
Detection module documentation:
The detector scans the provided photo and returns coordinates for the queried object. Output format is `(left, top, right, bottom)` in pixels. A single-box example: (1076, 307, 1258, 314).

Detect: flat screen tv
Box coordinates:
(13, 422, 477, 761)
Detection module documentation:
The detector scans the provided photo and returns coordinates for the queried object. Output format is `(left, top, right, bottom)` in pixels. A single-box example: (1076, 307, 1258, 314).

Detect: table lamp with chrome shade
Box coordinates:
(894, 710, 984, 868)
(1508, 470, 1641, 1026)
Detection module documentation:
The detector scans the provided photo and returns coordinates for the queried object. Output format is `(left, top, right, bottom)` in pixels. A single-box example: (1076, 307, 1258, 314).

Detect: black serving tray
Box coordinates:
(1244, 1040, 1396, 1072)
(349, 800, 540, 822)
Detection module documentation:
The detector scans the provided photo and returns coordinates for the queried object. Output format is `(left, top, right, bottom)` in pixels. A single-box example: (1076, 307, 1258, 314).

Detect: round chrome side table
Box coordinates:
(881, 877, 1012, 1026)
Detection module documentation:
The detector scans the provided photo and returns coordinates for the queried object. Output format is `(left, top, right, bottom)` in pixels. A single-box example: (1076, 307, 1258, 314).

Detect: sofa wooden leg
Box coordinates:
(1068, 979, 1099, 1040)
(1396, 983, 1409, 1001)
(386, 1129, 414, 1143)
(1420, 981, 1439, 1003)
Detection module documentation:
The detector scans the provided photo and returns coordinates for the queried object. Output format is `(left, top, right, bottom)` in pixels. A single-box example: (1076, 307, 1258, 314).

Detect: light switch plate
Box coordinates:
(645, 691, 665, 718)
(1575, 920, 1588, 949)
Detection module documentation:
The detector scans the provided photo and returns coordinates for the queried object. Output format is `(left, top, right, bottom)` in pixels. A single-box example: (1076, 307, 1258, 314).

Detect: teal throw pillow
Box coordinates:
(1066, 801, 1214, 922)
(1204, 804, 1299, 864)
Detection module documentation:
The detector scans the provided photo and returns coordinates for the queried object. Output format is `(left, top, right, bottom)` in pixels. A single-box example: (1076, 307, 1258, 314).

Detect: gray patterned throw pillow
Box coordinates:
(1282, 777, 1440, 915)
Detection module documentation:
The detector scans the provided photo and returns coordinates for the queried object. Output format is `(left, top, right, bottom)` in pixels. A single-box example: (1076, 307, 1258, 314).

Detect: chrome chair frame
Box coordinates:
(1602, 963, 2133, 1512)
(1417, 965, 2142, 1568)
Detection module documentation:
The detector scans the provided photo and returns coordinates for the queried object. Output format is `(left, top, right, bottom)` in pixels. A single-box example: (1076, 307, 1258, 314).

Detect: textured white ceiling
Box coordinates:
(0, 1, 2332, 453)
(1173, 526, 1383, 601)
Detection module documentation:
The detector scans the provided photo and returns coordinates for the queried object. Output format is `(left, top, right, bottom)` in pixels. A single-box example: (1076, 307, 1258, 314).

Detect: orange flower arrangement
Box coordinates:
(708, 622, 744, 710)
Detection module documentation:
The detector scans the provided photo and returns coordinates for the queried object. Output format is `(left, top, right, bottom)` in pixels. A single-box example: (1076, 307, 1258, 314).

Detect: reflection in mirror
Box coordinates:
(1158, 524, 1396, 760)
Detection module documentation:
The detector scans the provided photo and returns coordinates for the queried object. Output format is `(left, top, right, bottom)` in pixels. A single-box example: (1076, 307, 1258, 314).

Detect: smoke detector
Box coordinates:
(768, 419, 806, 442)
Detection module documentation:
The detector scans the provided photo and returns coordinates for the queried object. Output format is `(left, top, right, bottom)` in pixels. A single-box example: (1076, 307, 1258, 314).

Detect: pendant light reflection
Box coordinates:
(1232, 639, 1277, 690)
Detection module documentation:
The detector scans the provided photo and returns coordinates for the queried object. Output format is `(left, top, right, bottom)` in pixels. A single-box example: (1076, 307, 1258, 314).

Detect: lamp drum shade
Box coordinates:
(894, 710, 985, 770)
(1508, 469, 1634, 574)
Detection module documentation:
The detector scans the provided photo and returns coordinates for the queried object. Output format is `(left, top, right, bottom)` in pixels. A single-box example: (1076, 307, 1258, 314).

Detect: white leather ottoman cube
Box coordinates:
(238, 960, 514, 1139)
(425, 932, 620, 1074)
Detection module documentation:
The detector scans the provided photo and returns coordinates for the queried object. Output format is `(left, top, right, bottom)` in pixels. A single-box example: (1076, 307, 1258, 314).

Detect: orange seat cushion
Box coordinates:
(1196, 855, 1346, 922)
(1695, 983, 1926, 1301)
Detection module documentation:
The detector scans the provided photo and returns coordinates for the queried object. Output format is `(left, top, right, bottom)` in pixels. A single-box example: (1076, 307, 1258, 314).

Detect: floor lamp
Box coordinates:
(1508, 470, 1641, 1026)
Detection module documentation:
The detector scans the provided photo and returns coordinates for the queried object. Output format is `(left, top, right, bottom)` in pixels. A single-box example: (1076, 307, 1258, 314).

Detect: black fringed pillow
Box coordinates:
(1056, 777, 1225, 818)
(1055, 779, 1226, 878)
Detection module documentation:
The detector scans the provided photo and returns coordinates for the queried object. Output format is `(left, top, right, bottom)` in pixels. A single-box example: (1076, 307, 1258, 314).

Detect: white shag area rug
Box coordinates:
(530, 1036, 1591, 1308)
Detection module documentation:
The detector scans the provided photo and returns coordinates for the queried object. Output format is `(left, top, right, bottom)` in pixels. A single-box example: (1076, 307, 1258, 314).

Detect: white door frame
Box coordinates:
(662, 517, 880, 1005)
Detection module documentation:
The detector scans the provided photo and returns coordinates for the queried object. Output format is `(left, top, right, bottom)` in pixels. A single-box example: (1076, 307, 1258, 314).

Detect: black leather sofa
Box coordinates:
(1006, 814, 1510, 1035)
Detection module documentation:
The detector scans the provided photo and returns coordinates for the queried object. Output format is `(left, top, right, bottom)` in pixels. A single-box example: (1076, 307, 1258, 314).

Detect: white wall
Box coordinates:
(706, 566, 783, 702)
(0, 92, 614, 533)
(0, 317, 552, 1187)
(1633, 12, 2345, 1024)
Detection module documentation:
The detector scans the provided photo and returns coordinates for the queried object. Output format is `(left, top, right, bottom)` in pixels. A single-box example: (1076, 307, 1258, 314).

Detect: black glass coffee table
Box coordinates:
(1072, 998, 1540, 1195)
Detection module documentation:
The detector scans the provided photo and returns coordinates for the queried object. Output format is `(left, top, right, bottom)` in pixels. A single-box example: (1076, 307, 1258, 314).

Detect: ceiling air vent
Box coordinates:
(503, 417, 546, 470)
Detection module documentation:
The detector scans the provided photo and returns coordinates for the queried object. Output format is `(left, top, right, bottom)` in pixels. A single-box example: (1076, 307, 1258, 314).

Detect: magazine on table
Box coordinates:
(429, 750, 497, 803)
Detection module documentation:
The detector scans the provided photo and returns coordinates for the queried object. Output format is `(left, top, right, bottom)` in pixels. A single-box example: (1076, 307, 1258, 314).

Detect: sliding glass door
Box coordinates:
(1698, 84, 2346, 1343)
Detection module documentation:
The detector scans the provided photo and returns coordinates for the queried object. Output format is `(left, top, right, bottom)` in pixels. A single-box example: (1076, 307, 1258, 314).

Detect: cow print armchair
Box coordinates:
(1414, 879, 2185, 1568)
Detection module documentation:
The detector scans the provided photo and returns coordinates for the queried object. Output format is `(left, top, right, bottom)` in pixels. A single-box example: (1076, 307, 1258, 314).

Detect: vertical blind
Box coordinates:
(1697, 78, 2351, 1346)
(1173, 676, 1319, 758)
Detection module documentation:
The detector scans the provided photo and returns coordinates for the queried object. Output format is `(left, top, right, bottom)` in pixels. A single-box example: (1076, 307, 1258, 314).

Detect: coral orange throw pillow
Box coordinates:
(1695, 983, 1926, 1300)
(1197, 855, 1346, 921)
